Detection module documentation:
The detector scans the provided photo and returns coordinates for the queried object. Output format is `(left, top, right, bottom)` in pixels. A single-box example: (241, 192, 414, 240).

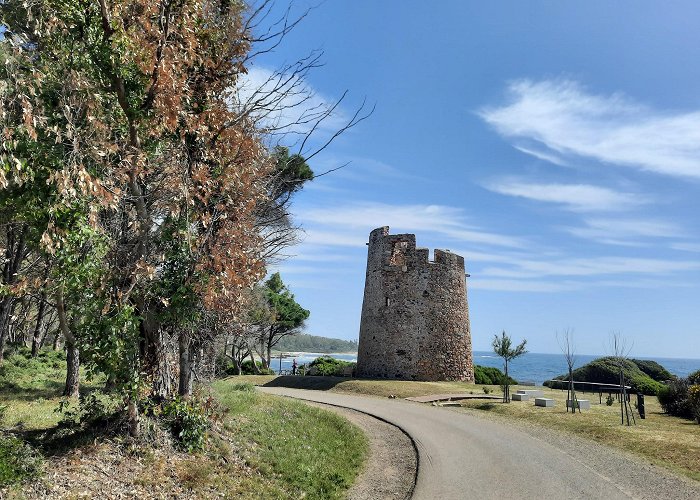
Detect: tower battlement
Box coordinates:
(356, 226, 474, 381)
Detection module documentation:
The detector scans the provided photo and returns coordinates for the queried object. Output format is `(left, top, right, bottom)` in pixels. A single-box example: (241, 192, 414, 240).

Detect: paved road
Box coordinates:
(260, 387, 700, 500)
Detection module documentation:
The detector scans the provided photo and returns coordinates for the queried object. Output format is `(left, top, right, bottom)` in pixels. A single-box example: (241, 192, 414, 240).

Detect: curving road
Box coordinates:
(259, 387, 700, 500)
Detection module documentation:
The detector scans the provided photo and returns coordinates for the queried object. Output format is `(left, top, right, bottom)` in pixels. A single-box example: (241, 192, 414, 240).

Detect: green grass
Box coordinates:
(212, 380, 369, 499)
(1, 350, 369, 497)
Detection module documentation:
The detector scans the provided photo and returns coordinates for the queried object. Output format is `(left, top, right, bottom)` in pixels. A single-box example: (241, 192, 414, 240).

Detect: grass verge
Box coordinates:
(1, 350, 369, 498)
(212, 380, 369, 499)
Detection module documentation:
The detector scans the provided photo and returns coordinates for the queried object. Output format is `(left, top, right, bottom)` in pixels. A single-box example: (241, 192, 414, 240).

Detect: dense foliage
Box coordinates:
(308, 356, 355, 377)
(544, 357, 666, 395)
(657, 375, 700, 423)
(274, 334, 358, 354)
(0, 434, 42, 486)
(630, 359, 673, 382)
(474, 365, 517, 385)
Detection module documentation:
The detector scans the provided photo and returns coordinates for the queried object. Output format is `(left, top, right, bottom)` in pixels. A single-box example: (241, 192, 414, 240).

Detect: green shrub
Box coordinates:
(240, 360, 275, 375)
(605, 394, 615, 406)
(474, 365, 517, 385)
(308, 356, 355, 376)
(688, 369, 700, 385)
(0, 434, 42, 486)
(161, 397, 210, 452)
(544, 357, 665, 395)
(631, 359, 673, 381)
(657, 378, 694, 419)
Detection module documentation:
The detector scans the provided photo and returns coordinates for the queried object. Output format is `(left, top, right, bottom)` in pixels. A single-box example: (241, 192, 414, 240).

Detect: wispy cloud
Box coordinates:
(480, 256, 700, 279)
(513, 146, 569, 167)
(486, 179, 647, 212)
(480, 79, 700, 178)
(297, 202, 527, 248)
(671, 242, 700, 253)
(564, 218, 684, 244)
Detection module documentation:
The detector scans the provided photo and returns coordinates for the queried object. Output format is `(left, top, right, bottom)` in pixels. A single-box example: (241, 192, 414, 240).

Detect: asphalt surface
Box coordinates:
(259, 387, 700, 500)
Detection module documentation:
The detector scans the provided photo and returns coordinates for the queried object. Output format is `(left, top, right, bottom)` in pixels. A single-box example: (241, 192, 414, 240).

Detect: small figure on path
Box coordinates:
(292, 358, 297, 375)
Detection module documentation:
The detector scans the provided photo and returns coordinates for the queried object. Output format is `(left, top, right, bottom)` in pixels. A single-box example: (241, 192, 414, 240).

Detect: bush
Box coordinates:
(689, 385, 700, 423)
(631, 359, 673, 381)
(308, 356, 355, 376)
(474, 365, 517, 385)
(657, 378, 693, 419)
(0, 434, 42, 486)
(240, 360, 275, 375)
(161, 397, 210, 452)
(688, 369, 700, 385)
(544, 357, 665, 395)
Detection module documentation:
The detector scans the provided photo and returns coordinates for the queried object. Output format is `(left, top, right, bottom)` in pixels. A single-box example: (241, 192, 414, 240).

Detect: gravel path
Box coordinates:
(262, 387, 700, 500)
(305, 401, 416, 500)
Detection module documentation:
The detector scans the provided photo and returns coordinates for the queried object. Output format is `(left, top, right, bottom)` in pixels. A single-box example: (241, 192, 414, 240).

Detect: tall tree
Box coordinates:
(492, 331, 527, 403)
(257, 272, 309, 369)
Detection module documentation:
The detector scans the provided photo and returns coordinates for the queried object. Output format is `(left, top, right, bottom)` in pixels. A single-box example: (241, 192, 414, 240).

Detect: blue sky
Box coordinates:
(249, 1, 700, 359)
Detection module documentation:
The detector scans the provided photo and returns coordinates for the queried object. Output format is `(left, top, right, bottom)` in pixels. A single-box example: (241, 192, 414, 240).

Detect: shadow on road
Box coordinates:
(263, 375, 349, 391)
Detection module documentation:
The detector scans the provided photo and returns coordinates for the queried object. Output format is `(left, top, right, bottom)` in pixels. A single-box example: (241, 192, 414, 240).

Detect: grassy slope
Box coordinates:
(0, 350, 368, 498)
(242, 374, 700, 481)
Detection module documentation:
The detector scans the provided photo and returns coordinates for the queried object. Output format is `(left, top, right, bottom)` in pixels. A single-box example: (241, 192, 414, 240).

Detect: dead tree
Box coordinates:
(557, 329, 580, 414)
(609, 332, 635, 426)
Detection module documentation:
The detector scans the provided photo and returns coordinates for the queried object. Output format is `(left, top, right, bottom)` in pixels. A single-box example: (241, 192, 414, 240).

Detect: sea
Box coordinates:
(273, 350, 700, 386)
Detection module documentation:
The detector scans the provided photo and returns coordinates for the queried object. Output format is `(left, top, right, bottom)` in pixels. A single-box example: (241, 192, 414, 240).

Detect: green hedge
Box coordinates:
(308, 356, 355, 376)
(473, 365, 517, 385)
(544, 357, 666, 395)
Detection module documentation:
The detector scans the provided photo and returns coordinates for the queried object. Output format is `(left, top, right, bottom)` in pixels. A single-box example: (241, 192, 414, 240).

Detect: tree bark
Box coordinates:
(56, 287, 79, 397)
(31, 287, 48, 357)
(178, 331, 193, 397)
(0, 225, 28, 364)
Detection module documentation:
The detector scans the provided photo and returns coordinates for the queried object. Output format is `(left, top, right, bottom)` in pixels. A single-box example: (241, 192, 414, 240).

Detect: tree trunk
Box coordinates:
(31, 293, 48, 357)
(178, 331, 193, 397)
(57, 288, 79, 397)
(128, 397, 139, 437)
(0, 225, 28, 363)
(0, 297, 13, 364)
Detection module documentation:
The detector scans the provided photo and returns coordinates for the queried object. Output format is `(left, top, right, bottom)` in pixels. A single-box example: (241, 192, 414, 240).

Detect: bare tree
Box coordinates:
(557, 328, 580, 414)
(609, 332, 635, 426)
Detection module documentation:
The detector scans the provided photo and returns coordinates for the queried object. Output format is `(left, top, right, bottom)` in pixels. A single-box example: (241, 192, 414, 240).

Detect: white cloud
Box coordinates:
(480, 256, 700, 279)
(513, 146, 569, 167)
(486, 180, 646, 212)
(480, 79, 700, 178)
(671, 242, 700, 252)
(297, 202, 527, 248)
(564, 218, 683, 244)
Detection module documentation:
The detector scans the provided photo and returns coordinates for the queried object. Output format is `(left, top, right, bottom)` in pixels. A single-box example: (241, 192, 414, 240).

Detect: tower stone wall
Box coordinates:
(356, 226, 474, 382)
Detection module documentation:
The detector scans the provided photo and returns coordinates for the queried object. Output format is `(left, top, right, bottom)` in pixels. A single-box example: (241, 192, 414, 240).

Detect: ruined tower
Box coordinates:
(356, 227, 474, 381)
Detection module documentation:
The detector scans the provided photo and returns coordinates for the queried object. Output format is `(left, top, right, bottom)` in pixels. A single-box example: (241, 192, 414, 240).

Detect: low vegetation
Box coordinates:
(308, 356, 356, 376)
(0, 349, 368, 498)
(657, 370, 700, 422)
(474, 365, 517, 385)
(544, 357, 668, 395)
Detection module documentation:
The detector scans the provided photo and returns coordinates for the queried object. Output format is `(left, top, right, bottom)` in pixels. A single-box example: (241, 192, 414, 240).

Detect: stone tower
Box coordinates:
(356, 227, 474, 381)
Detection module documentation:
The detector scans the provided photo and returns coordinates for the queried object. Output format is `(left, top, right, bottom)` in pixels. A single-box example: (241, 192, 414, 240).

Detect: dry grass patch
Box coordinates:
(458, 386, 700, 481)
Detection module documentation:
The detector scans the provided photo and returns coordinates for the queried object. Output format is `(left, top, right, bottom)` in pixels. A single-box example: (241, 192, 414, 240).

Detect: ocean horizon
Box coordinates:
(273, 350, 700, 386)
